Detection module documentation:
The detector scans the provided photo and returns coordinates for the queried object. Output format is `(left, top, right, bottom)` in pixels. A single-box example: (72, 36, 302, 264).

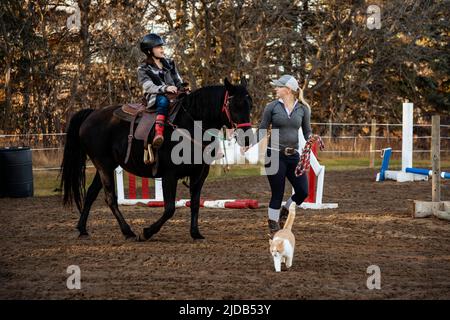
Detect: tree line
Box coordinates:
(1, 0, 448, 136)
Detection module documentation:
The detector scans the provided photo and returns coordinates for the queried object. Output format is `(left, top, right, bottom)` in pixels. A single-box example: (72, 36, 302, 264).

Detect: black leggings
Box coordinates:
(265, 151, 308, 209)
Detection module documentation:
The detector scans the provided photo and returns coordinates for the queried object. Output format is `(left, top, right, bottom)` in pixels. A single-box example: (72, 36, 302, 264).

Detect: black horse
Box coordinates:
(60, 78, 253, 241)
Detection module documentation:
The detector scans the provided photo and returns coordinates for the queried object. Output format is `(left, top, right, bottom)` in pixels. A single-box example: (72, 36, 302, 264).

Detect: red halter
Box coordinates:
(221, 91, 252, 129)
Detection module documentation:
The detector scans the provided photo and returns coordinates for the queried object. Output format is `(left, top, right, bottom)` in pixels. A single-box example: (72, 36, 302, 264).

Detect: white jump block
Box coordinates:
(384, 170, 428, 182)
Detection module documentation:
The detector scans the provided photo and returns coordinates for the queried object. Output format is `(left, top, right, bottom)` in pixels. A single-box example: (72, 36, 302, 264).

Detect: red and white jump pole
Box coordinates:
(115, 167, 259, 209)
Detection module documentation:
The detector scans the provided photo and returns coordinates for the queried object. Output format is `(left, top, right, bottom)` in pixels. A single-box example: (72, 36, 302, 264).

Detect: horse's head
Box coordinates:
(223, 78, 254, 147)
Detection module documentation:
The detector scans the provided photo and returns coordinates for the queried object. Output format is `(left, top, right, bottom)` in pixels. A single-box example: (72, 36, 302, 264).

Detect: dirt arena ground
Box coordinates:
(0, 168, 449, 299)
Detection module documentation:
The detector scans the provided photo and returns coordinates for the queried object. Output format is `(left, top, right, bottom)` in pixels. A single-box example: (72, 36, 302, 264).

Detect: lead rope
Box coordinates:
(221, 127, 230, 173)
(295, 134, 325, 177)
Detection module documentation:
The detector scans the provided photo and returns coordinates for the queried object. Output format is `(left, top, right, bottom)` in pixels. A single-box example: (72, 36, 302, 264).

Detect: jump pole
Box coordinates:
(405, 168, 450, 179)
(115, 167, 259, 209)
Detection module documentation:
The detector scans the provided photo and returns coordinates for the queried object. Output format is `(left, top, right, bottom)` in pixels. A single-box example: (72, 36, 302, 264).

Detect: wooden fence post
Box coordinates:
(431, 115, 440, 202)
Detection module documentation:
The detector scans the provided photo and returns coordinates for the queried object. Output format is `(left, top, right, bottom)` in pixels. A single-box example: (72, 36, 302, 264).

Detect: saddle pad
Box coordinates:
(113, 108, 139, 123)
(135, 112, 157, 141)
(122, 103, 146, 116)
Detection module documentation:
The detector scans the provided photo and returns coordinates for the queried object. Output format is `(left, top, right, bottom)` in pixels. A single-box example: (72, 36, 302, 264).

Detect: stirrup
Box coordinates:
(144, 144, 155, 165)
(152, 135, 164, 149)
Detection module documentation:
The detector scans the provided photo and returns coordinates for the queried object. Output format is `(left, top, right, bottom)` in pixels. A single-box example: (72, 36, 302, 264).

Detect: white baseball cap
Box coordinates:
(270, 75, 299, 92)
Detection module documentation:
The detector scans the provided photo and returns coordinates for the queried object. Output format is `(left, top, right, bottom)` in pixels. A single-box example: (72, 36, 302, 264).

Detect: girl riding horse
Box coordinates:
(137, 33, 187, 149)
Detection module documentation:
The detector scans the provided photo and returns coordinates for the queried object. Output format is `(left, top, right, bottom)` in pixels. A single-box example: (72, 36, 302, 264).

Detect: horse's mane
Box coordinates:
(181, 85, 225, 123)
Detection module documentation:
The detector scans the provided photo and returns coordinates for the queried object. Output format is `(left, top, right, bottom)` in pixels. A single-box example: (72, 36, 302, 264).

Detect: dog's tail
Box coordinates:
(283, 206, 296, 231)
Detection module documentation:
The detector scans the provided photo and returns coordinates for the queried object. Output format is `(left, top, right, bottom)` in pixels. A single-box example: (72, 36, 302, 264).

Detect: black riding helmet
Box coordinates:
(140, 33, 165, 56)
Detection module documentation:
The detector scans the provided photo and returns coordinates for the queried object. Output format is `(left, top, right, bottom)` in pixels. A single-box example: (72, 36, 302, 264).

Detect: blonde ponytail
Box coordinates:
(298, 87, 311, 109)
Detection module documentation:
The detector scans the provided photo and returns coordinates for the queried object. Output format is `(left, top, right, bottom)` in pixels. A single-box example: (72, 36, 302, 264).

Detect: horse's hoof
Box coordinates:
(124, 232, 137, 241)
(125, 235, 137, 242)
(191, 232, 205, 240)
(141, 227, 158, 241)
(78, 232, 90, 239)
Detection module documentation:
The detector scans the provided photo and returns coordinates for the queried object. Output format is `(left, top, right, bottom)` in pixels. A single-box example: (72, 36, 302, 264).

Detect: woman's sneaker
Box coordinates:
(268, 219, 280, 238)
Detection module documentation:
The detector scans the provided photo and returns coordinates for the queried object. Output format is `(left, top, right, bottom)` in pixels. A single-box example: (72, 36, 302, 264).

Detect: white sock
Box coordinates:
(284, 196, 293, 209)
(268, 207, 280, 221)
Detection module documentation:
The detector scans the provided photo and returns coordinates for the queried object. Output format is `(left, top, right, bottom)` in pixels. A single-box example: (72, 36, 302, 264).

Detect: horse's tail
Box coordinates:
(60, 109, 95, 213)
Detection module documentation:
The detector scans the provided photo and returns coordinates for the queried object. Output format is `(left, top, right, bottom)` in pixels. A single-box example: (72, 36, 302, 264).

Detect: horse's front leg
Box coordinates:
(189, 165, 210, 240)
(139, 174, 178, 241)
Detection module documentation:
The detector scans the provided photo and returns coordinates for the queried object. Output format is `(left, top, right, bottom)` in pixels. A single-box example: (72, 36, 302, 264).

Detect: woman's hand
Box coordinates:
(166, 86, 178, 93)
(240, 146, 250, 155)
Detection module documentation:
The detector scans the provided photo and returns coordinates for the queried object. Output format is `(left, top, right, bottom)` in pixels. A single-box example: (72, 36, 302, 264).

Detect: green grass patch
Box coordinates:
(33, 168, 97, 197)
(31, 157, 450, 197)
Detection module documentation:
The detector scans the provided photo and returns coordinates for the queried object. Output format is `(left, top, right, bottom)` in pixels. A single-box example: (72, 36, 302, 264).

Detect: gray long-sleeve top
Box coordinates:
(137, 58, 183, 94)
(255, 99, 312, 150)
(137, 58, 183, 107)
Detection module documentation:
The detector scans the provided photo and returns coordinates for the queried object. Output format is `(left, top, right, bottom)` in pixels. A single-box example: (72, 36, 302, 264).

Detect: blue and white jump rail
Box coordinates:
(377, 147, 450, 182)
(405, 167, 450, 180)
(376, 102, 448, 182)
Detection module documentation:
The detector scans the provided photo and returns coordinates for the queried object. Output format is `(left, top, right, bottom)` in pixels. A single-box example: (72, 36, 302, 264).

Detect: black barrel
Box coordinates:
(0, 147, 34, 197)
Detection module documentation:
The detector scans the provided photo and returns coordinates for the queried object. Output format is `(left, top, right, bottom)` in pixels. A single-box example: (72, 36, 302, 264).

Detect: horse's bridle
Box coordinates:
(167, 89, 252, 145)
(221, 90, 252, 129)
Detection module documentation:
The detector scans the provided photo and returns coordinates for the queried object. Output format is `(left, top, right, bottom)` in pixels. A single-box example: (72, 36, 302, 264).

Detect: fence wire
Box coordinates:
(2, 122, 449, 171)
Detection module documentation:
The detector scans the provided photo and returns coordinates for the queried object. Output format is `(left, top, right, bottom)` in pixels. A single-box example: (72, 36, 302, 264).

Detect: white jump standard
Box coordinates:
(290, 129, 338, 209)
(377, 102, 435, 182)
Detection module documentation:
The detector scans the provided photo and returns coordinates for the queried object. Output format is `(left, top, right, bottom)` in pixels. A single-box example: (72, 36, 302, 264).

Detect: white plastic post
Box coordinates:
(402, 102, 414, 171)
(155, 178, 163, 201)
(315, 165, 325, 204)
(115, 166, 125, 203)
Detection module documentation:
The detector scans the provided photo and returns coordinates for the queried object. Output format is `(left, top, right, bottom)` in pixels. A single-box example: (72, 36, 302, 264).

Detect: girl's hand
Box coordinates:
(166, 86, 178, 93)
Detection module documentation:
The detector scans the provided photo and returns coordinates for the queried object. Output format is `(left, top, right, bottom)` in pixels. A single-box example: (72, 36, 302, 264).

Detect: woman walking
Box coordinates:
(251, 75, 313, 237)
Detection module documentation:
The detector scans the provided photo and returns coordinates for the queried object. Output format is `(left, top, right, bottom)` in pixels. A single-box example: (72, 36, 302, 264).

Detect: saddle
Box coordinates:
(113, 90, 188, 168)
